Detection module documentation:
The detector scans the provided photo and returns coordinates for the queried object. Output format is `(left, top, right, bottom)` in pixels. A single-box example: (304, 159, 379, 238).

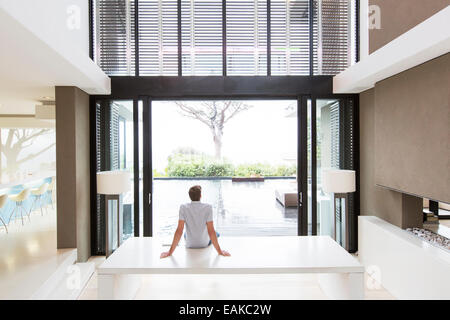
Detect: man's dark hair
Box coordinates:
(188, 185, 202, 201)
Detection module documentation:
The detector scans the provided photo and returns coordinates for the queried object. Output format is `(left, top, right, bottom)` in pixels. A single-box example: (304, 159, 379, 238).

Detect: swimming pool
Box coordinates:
(152, 178, 298, 238)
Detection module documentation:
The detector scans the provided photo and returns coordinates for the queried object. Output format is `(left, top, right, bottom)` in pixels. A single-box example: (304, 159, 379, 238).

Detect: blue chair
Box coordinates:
(0, 194, 8, 233)
(47, 176, 56, 209)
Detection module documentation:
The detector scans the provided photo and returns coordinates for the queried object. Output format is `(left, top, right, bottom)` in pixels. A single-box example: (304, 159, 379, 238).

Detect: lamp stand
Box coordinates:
(105, 194, 123, 257)
(332, 193, 349, 251)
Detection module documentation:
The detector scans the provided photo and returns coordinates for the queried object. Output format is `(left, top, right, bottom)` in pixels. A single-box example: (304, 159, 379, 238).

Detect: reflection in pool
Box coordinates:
(153, 178, 298, 238)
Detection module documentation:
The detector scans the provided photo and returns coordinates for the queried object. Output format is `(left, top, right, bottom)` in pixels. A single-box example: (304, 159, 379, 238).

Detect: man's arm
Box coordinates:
(207, 221, 230, 256)
(160, 220, 184, 258)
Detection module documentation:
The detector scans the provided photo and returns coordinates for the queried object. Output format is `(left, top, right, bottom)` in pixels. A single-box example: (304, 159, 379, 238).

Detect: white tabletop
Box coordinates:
(99, 236, 364, 275)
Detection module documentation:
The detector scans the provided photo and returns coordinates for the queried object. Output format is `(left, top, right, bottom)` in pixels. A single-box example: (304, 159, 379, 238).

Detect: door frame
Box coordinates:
(142, 96, 308, 237)
(90, 93, 358, 252)
(306, 95, 360, 251)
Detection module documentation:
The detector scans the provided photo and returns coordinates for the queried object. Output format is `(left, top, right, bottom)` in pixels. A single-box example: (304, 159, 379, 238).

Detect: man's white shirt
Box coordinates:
(179, 201, 213, 248)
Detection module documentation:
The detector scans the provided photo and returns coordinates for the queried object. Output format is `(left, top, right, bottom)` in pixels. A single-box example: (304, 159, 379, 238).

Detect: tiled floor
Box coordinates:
(78, 255, 394, 300)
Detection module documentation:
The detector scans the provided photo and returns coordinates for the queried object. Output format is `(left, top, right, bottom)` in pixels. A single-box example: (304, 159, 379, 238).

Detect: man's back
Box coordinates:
(179, 201, 213, 248)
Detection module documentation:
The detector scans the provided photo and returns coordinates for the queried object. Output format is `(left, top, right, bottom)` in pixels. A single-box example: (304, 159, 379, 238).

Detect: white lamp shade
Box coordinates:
(322, 169, 356, 193)
(97, 171, 131, 195)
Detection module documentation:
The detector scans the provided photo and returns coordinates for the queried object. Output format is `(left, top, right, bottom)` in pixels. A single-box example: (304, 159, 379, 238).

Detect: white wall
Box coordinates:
(0, 0, 89, 56)
(359, 0, 369, 61)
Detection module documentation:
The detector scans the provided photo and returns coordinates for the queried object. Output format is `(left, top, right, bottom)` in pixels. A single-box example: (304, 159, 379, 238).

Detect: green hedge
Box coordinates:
(161, 154, 296, 177)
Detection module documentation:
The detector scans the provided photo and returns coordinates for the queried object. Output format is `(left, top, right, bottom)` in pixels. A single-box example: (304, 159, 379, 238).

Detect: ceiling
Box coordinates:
(0, 3, 110, 115)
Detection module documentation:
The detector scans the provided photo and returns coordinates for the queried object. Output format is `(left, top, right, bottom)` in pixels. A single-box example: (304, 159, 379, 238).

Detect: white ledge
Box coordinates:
(333, 6, 450, 94)
(0, 4, 110, 95)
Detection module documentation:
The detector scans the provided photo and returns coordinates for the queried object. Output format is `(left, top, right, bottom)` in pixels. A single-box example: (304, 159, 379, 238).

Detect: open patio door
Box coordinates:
(141, 96, 153, 237)
(298, 96, 308, 236)
(304, 96, 359, 252)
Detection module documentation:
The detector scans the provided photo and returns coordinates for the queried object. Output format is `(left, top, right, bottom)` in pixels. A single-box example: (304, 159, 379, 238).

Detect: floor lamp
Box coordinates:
(97, 171, 131, 257)
(322, 169, 355, 251)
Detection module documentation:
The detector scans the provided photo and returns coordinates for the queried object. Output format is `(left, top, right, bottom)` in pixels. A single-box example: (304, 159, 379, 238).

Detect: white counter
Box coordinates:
(358, 216, 450, 299)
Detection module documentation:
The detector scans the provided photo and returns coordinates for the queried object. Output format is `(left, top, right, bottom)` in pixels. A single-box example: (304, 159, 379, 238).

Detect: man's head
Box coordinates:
(188, 185, 202, 201)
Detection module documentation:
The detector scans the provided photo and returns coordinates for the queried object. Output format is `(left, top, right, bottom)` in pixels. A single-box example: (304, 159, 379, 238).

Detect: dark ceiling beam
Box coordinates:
(102, 76, 333, 100)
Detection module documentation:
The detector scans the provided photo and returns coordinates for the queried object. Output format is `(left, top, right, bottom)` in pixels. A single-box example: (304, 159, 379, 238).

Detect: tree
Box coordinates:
(175, 101, 252, 159)
(0, 129, 55, 180)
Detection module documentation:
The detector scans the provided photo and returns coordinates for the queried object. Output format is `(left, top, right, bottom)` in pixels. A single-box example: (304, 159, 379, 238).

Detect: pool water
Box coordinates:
(153, 178, 298, 238)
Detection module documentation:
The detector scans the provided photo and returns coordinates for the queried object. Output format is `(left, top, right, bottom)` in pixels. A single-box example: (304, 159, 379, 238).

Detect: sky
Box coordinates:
(151, 100, 297, 172)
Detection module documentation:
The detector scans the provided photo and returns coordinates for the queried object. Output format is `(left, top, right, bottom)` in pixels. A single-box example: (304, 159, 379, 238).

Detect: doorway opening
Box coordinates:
(91, 94, 358, 254)
(151, 100, 299, 240)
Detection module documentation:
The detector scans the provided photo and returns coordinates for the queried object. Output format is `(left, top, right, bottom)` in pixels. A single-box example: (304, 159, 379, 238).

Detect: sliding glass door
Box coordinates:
(92, 95, 357, 253)
(303, 96, 358, 252)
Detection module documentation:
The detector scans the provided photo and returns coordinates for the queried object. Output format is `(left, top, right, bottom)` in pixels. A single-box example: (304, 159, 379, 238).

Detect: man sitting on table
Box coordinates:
(160, 185, 230, 258)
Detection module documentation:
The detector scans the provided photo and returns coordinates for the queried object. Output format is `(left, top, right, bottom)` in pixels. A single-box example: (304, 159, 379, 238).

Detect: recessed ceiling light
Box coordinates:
(42, 96, 53, 100)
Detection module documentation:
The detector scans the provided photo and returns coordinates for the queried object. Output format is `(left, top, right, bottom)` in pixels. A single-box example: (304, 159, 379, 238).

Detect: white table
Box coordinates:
(98, 236, 364, 300)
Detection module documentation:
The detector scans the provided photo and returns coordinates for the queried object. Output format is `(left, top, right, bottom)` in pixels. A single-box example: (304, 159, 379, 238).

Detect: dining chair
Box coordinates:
(48, 176, 56, 209)
(8, 188, 31, 226)
(31, 183, 49, 216)
(0, 194, 8, 233)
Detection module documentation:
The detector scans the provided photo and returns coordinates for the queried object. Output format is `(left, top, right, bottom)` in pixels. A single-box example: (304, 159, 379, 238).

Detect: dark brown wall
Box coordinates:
(375, 54, 450, 204)
(369, 0, 449, 53)
(359, 54, 450, 228)
(360, 89, 424, 228)
(56, 86, 91, 262)
(360, 88, 403, 226)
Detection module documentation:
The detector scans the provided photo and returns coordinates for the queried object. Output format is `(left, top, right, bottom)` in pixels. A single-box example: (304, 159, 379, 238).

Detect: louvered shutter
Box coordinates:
(181, 0, 223, 75)
(270, 0, 310, 75)
(329, 101, 340, 169)
(313, 0, 356, 75)
(94, 0, 135, 76)
(110, 103, 121, 170)
(138, 0, 179, 75)
(226, 0, 267, 76)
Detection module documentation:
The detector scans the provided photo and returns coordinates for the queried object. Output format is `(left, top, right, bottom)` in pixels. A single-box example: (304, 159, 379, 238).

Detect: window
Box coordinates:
(93, 0, 357, 76)
(94, 0, 135, 75)
(226, 0, 267, 75)
(181, 0, 223, 75)
(313, 0, 357, 75)
(138, 0, 178, 75)
(270, 0, 310, 75)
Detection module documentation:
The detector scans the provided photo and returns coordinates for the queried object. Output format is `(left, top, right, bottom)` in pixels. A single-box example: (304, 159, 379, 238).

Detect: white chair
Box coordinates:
(0, 194, 8, 233)
(31, 183, 49, 216)
(8, 189, 31, 225)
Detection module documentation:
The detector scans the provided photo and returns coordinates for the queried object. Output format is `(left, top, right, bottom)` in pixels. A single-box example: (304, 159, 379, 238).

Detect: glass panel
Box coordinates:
(313, 0, 357, 75)
(151, 100, 297, 240)
(0, 126, 56, 234)
(111, 101, 135, 241)
(306, 98, 312, 234)
(270, 0, 310, 75)
(316, 99, 340, 239)
(226, 0, 267, 75)
(138, 0, 179, 75)
(138, 100, 144, 237)
(181, 0, 223, 75)
(94, 0, 136, 76)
